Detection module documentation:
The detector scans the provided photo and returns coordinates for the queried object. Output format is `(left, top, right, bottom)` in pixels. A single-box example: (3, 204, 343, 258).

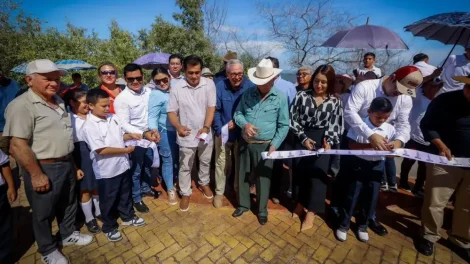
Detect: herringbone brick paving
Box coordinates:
(11, 179, 468, 264)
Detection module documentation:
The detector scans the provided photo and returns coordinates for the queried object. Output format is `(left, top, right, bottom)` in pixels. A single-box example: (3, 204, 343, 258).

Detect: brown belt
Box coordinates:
(38, 154, 72, 164)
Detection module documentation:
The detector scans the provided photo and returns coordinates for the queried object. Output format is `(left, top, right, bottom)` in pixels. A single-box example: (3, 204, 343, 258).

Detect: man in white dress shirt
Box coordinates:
(114, 63, 161, 213)
(344, 65, 423, 236)
(413, 53, 442, 83)
(440, 46, 470, 95)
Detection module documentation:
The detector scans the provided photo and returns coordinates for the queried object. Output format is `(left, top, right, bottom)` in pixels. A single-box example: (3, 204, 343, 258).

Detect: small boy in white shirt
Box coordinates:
(82, 89, 145, 242)
(335, 97, 395, 243)
(0, 150, 17, 263)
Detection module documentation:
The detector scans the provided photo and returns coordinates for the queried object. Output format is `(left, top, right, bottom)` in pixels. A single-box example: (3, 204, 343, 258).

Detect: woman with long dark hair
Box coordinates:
(290, 65, 343, 231)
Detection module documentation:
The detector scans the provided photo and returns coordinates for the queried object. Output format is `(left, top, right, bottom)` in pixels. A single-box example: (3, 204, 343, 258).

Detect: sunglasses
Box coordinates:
(154, 78, 169, 85)
(126, 76, 143, 83)
(296, 73, 309, 77)
(101, 70, 116, 76)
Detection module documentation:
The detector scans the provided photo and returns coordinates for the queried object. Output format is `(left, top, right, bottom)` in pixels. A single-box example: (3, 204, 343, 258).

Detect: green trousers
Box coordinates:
(238, 139, 273, 217)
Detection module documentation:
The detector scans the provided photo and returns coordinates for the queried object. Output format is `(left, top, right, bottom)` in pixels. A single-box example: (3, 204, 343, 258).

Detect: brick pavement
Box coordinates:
(11, 178, 468, 264)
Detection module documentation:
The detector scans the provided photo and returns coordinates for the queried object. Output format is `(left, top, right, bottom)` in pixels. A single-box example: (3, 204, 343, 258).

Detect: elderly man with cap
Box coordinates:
(232, 58, 289, 225)
(344, 65, 423, 236)
(416, 75, 470, 261)
(213, 51, 238, 85)
(3, 59, 93, 264)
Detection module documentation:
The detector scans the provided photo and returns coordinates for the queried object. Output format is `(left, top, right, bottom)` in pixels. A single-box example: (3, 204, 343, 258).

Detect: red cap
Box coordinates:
(393, 66, 423, 97)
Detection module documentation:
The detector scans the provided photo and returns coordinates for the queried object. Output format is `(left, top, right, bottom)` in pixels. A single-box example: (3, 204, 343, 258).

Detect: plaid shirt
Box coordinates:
(289, 90, 343, 145)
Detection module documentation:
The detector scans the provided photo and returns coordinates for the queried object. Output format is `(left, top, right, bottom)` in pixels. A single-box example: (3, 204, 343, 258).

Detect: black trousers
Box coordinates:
(339, 156, 384, 231)
(23, 160, 77, 256)
(0, 185, 12, 263)
(97, 170, 135, 233)
(292, 128, 329, 213)
(271, 132, 294, 198)
(400, 139, 428, 190)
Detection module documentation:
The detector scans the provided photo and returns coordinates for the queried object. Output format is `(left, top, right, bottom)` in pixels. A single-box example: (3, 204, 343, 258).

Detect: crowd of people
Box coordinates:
(0, 46, 469, 263)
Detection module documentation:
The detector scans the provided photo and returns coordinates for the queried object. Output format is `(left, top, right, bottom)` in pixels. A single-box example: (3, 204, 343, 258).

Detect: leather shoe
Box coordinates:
(232, 208, 248, 217)
(258, 215, 268, 225)
(416, 238, 434, 256)
(368, 219, 388, 236)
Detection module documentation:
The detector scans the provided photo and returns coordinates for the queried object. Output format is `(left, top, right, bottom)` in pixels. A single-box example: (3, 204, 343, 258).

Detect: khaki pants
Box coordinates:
(422, 163, 470, 248)
(214, 136, 239, 195)
(178, 141, 214, 196)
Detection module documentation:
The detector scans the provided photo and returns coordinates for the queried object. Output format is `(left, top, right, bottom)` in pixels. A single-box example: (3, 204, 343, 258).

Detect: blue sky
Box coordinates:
(19, 0, 469, 70)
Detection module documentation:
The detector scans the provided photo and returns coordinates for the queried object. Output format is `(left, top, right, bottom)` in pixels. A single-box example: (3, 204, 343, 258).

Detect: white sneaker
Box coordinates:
(335, 229, 347, 242)
(106, 229, 123, 242)
(122, 216, 146, 226)
(41, 249, 68, 264)
(357, 230, 369, 242)
(61, 231, 93, 246)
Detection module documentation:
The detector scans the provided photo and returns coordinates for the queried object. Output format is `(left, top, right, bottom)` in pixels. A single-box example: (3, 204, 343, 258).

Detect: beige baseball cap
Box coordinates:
(26, 59, 67, 75)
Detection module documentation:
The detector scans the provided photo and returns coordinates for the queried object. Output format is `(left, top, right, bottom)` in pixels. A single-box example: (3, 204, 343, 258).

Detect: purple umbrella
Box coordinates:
(322, 24, 409, 50)
(134, 53, 171, 70)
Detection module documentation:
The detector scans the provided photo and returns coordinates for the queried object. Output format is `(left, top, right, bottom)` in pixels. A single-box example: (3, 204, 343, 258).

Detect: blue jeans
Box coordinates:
(158, 130, 179, 191)
(383, 157, 397, 185)
(130, 146, 153, 203)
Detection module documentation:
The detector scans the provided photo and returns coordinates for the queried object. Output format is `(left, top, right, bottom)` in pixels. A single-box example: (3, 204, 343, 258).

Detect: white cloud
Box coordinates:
(219, 25, 240, 33)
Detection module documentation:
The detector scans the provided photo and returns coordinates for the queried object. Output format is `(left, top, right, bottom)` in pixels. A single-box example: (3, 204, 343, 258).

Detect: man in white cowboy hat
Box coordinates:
(232, 58, 289, 225)
(3, 59, 93, 264)
(417, 74, 470, 261)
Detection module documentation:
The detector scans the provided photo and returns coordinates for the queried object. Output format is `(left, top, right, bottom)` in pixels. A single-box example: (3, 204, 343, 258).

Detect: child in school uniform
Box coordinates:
(0, 149, 17, 263)
(82, 89, 145, 242)
(335, 97, 396, 243)
(64, 89, 102, 234)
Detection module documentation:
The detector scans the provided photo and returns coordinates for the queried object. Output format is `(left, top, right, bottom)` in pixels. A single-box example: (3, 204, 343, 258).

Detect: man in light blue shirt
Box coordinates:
(232, 59, 289, 225)
(266, 57, 296, 105)
(0, 71, 20, 154)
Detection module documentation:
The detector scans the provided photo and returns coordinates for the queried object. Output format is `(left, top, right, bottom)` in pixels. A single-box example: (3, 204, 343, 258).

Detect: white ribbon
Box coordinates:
(125, 139, 160, 168)
(221, 124, 229, 145)
(261, 148, 470, 168)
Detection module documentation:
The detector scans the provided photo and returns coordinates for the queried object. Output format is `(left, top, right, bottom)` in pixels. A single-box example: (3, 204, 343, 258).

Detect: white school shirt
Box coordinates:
(71, 114, 86, 143)
(414, 61, 437, 78)
(0, 150, 8, 186)
(347, 117, 396, 161)
(439, 54, 470, 95)
(344, 78, 412, 145)
(114, 86, 151, 135)
(82, 113, 130, 179)
(409, 88, 430, 146)
(355, 66, 382, 78)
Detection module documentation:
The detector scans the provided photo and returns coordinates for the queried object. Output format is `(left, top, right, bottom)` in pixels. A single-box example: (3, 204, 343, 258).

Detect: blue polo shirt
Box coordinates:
(213, 77, 255, 142)
(0, 79, 20, 131)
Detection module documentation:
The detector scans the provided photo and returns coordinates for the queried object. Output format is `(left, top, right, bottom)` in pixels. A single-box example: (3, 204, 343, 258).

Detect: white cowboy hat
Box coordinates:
(248, 59, 283, 85)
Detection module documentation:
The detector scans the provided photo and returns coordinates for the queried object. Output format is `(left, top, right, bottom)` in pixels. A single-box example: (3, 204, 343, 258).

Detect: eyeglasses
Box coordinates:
(126, 76, 143, 83)
(296, 73, 309, 77)
(154, 78, 169, 84)
(229, 73, 243, 78)
(100, 70, 116, 76)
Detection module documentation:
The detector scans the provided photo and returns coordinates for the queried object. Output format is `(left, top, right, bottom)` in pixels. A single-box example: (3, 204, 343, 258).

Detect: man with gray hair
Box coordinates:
(212, 59, 256, 208)
(3, 59, 93, 264)
(296, 66, 313, 91)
